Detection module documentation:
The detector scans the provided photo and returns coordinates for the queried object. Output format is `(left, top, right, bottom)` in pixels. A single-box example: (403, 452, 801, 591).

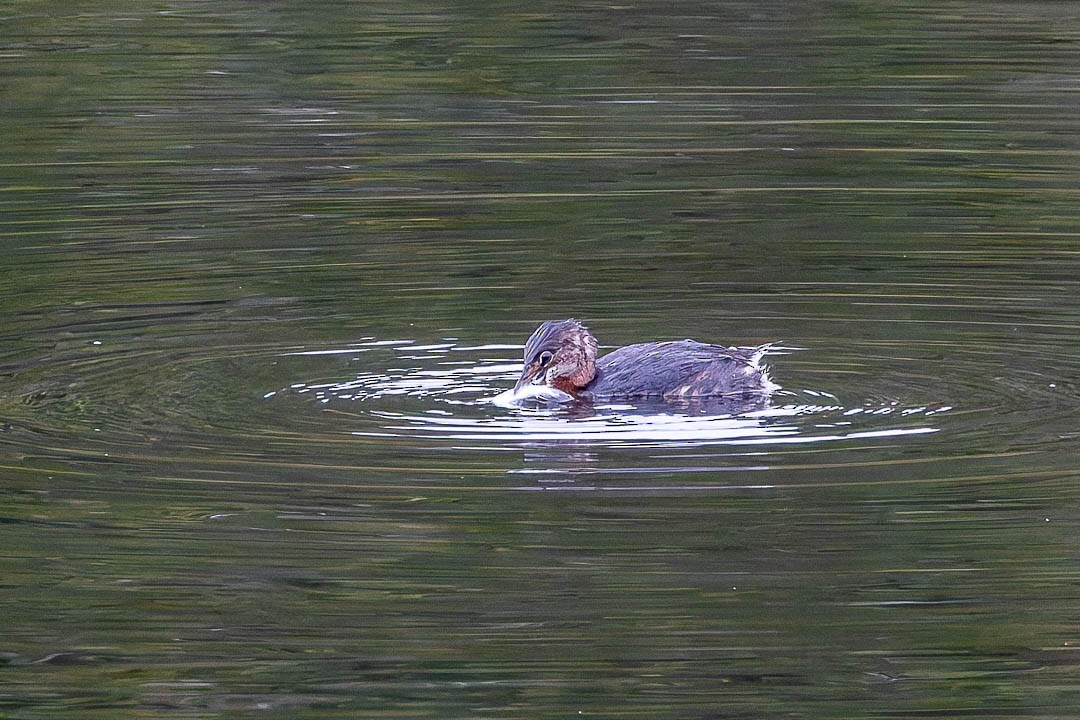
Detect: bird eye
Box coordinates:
(537, 351, 553, 367)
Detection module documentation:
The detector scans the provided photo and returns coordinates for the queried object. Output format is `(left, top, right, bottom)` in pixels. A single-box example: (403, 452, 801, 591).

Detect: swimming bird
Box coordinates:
(514, 318, 775, 401)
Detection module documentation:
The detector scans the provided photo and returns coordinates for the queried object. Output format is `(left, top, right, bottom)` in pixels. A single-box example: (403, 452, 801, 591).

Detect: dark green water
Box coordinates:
(2, 2, 1078, 718)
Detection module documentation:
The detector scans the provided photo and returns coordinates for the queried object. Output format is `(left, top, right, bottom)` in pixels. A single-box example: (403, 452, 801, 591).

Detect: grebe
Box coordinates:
(514, 319, 775, 401)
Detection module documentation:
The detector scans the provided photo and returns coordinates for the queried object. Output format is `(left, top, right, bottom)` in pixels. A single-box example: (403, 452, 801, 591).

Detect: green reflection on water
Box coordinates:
(1, 0, 1078, 718)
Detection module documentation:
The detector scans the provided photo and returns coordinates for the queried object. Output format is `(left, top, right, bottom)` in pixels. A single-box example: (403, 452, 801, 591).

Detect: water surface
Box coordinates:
(1, 2, 1078, 718)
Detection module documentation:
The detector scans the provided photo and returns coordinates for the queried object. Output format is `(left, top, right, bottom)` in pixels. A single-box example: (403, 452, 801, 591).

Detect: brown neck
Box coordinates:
(552, 375, 584, 394)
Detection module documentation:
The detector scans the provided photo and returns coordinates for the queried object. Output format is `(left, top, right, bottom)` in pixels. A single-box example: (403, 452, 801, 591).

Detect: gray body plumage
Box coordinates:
(584, 340, 772, 400)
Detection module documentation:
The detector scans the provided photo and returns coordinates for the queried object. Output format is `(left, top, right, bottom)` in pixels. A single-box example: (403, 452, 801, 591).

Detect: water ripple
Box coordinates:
(279, 340, 952, 451)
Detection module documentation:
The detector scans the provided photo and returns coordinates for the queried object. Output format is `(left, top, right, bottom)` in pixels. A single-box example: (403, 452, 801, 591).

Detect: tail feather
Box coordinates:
(745, 344, 780, 393)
